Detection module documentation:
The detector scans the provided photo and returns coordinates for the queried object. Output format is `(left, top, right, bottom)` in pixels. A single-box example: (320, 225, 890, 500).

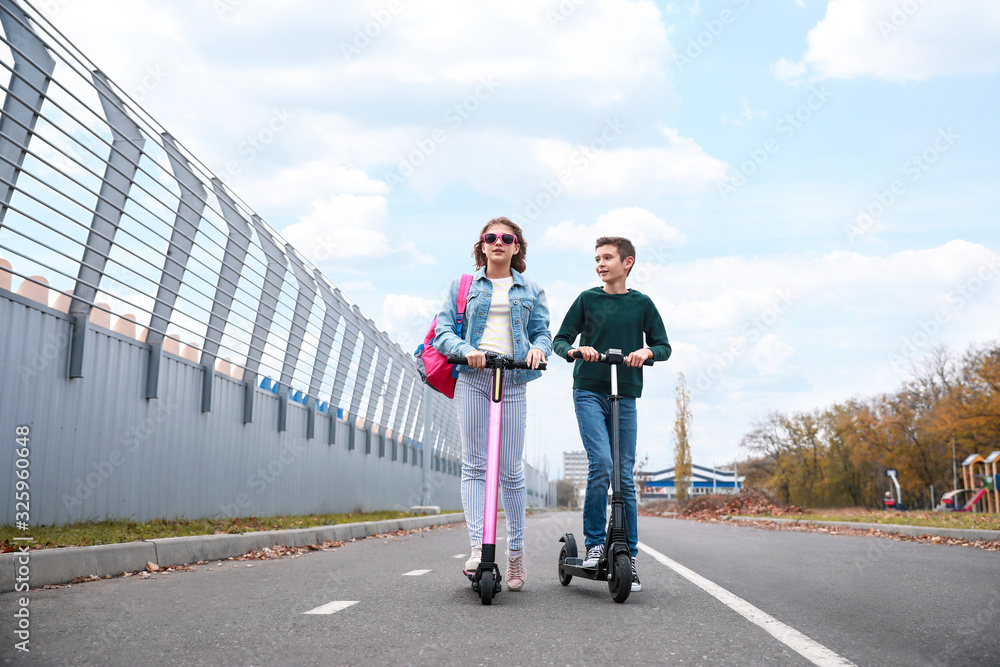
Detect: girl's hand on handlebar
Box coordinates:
(525, 348, 546, 370)
(570, 346, 600, 361)
(625, 348, 653, 367)
(466, 350, 486, 369)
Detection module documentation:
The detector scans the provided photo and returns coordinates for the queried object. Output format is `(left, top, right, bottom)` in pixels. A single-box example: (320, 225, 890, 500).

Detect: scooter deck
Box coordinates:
(560, 558, 607, 580)
(463, 563, 501, 582)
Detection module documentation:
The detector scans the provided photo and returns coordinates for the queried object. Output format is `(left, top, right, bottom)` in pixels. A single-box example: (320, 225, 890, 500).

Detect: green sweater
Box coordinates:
(552, 287, 671, 398)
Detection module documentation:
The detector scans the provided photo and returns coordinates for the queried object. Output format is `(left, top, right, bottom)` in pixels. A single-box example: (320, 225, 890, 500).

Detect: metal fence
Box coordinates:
(0, 0, 553, 524)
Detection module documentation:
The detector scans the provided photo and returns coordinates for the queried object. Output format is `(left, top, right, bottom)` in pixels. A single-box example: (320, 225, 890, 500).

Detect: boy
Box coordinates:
(552, 236, 671, 592)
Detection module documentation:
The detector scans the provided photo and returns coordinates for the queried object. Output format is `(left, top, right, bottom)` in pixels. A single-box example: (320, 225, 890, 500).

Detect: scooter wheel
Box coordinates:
(480, 574, 494, 605)
(558, 545, 573, 586)
(609, 552, 631, 604)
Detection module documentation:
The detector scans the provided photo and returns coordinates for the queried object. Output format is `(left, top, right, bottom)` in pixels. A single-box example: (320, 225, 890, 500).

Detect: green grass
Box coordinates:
(760, 508, 1000, 531)
(0, 510, 454, 551)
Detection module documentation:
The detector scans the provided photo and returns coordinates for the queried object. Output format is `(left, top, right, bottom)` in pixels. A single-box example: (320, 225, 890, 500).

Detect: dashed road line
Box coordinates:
(403, 569, 431, 576)
(303, 600, 358, 615)
(638, 542, 855, 667)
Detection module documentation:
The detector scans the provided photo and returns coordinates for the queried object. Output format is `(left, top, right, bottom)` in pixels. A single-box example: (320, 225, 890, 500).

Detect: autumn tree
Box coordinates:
(673, 373, 693, 500)
(739, 341, 1000, 509)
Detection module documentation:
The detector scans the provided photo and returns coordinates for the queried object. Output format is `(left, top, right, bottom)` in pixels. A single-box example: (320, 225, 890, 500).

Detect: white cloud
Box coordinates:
(49, 1, 693, 217)
(722, 97, 770, 125)
(774, 0, 1000, 82)
(751, 334, 801, 376)
(331, 0, 672, 104)
(230, 160, 389, 216)
(384, 124, 727, 203)
(279, 194, 435, 268)
(380, 293, 443, 353)
(632, 241, 1000, 392)
(58, 1, 673, 117)
(539, 207, 686, 254)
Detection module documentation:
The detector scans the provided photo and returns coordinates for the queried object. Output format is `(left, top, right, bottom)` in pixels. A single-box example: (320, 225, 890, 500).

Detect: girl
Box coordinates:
(433, 217, 551, 591)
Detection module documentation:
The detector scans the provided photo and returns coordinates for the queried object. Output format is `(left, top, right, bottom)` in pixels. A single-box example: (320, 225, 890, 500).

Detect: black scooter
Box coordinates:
(557, 348, 653, 604)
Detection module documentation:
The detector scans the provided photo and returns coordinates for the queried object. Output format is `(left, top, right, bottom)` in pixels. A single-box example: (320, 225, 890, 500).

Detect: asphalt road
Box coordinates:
(1, 512, 997, 666)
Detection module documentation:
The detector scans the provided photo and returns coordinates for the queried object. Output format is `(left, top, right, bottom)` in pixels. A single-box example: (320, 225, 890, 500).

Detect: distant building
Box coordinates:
(641, 464, 744, 498)
(563, 450, 588, 486)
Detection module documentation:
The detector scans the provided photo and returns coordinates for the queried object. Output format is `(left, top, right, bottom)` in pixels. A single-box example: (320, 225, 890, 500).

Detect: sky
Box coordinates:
(44, 0, 1000, 477)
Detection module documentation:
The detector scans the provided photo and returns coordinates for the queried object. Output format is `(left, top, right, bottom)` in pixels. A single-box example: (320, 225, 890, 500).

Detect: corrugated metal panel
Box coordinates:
(0, 295, 479, 524)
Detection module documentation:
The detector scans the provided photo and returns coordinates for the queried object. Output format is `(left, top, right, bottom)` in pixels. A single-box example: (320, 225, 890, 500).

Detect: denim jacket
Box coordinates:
(433, 267, 552, 384)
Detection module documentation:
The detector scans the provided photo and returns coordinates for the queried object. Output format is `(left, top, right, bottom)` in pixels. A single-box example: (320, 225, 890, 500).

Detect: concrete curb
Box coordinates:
(0, 513, 464, 593)
(728, 516, 1000, 542)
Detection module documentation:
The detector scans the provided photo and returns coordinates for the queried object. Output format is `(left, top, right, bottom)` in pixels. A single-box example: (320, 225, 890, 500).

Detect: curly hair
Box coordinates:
(472, 217, 527, 273)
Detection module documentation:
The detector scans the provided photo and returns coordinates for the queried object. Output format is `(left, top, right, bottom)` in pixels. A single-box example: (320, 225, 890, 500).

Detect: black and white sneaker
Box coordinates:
(631, 556, 641, 592)
(582, 544, 604, 567)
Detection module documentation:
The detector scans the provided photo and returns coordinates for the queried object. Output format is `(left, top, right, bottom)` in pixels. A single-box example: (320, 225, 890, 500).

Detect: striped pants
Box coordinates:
(455, 369, 527, 552)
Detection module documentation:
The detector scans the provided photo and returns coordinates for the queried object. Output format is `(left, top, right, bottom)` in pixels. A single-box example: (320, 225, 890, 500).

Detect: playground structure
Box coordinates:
(953, 452, 1000, 513)
(884, 469, 905, 510)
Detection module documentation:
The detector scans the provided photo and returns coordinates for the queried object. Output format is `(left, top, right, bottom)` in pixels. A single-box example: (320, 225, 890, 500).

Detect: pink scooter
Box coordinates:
(448, 351, 546, 605)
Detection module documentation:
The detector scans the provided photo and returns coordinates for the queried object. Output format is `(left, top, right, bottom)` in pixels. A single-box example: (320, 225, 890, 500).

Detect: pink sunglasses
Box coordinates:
(483, 232, 517, 245)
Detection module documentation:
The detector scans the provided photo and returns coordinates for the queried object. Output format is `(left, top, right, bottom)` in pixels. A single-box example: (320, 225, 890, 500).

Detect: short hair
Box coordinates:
(473, 217, 527, 273)
(595, 236, 635, 274)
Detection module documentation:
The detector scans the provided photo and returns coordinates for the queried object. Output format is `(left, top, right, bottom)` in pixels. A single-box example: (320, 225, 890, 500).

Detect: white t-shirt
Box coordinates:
(479, 276, 514, 355)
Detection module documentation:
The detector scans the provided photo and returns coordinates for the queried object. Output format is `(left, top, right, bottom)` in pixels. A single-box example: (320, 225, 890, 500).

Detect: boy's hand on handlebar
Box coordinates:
(570, 346, 600, 361)
(466, 350, 486, 369)
(625, 348, 654, 367)
(525, 348, 546, 370)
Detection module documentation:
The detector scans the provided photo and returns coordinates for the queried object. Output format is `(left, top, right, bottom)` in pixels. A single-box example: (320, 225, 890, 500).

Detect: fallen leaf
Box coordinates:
(146, 562, 160, 572)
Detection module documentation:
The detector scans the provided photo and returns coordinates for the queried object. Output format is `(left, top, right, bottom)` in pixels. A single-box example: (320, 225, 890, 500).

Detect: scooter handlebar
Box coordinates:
(447, 353, 547, 371)
(568, 349, 654, 366)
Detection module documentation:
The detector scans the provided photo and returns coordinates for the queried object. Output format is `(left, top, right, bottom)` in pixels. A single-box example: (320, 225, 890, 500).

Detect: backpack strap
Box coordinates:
(455, 273, 473, 337)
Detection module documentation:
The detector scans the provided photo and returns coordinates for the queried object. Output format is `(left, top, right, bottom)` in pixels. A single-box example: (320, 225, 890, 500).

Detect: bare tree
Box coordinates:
(673, 373, 693, 500)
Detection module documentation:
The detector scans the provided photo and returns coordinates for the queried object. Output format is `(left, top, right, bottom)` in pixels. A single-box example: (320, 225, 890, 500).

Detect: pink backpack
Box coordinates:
(414, 274, 473, 399)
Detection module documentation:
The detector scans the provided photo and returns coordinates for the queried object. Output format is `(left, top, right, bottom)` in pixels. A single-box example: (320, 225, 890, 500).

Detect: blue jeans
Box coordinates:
(573, 389, 638, 558)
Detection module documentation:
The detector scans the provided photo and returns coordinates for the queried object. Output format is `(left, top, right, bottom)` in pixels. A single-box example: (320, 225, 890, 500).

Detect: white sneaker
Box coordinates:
(631, 556, 641, 592)
(582, 544, 604, 567)
(464, 545, 482, 571)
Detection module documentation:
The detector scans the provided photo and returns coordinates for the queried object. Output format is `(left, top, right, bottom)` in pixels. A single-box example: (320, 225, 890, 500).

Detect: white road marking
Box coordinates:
(453, 554, 466, 559)
(303, 600, 358, 615)
(403, 569, 431, 576)
(638, 542, 855, 667)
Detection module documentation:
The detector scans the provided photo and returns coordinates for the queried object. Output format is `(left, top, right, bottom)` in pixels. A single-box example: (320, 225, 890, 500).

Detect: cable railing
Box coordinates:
(0, 0, 463, 464)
